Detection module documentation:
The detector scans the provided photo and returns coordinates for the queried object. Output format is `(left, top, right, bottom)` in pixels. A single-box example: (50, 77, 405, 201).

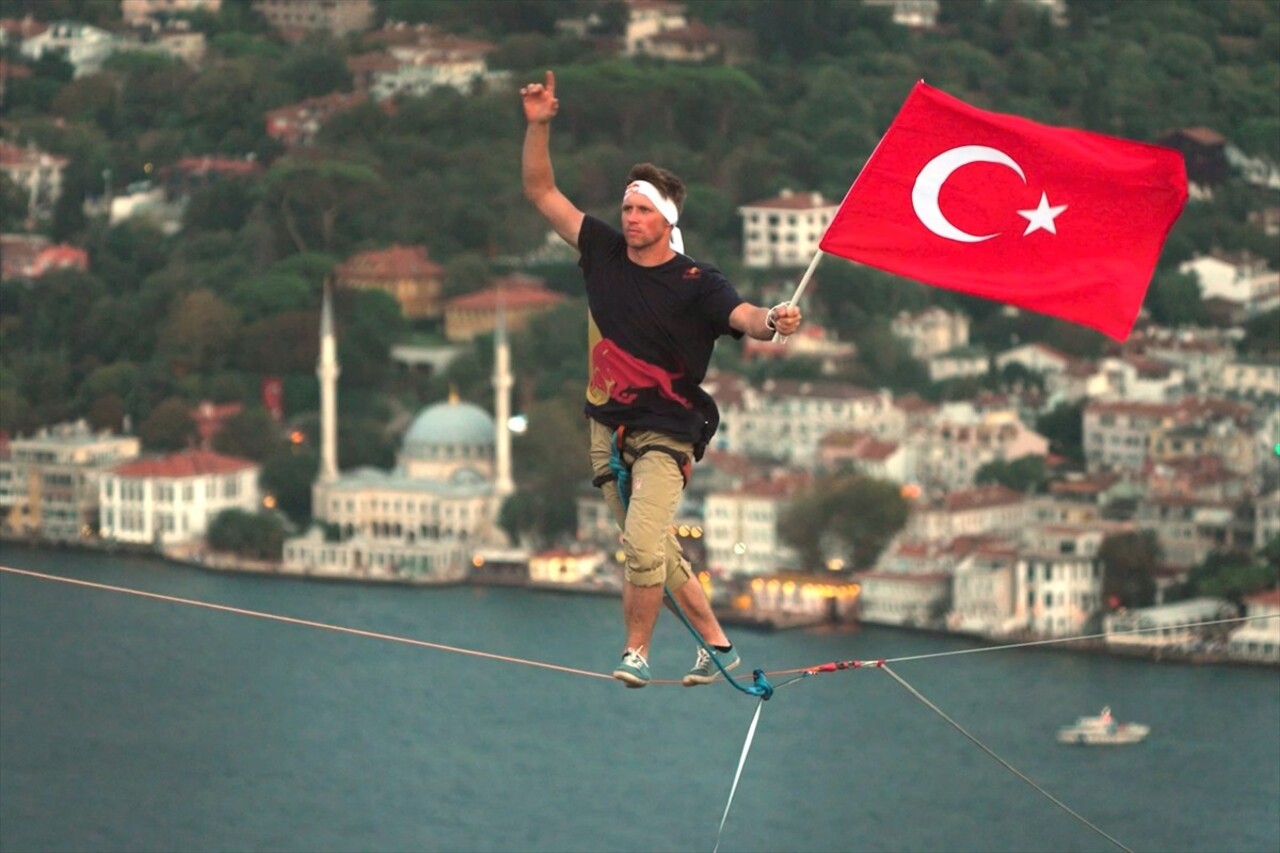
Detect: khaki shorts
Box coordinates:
(589, 419, 694, 590)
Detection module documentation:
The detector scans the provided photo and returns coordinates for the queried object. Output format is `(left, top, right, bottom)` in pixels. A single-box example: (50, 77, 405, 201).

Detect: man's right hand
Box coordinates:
(521, 70, 559, 124)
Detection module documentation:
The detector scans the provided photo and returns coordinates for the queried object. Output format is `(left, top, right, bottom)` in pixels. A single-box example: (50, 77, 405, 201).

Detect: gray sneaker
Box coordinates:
(682, 646, 740, 686)
(613, 648, 650, 688)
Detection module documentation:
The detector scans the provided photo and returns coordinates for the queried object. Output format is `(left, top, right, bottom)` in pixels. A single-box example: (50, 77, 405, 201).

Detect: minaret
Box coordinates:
(318, 277, 340, 482)
(492, 298, 515, 498)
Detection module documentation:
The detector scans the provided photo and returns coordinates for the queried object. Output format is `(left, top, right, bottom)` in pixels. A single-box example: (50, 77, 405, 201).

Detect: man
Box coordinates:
(520, 70, 803, 688)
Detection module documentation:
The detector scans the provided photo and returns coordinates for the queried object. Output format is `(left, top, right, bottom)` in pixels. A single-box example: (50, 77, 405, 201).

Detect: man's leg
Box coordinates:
(666, 563, 729, 647)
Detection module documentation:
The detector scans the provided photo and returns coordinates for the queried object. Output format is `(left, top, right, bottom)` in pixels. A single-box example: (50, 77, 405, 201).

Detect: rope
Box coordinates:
(879, 662, 1135, 853)
(713, 699, 767, 853)
(8, 561, 1242, 853)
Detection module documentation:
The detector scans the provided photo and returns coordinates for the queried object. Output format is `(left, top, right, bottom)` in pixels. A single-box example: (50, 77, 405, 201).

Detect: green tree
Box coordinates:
(975, 454, 1048, 493)
(1180, 550, 1277, 603)
(780, 475, 908, 570)
(259, 449, 319, 526)
(206, 508, 285, 560)
(212, 407, 284, 461)
(1098, 530, 1159, 609)
(259, 159, 384, 254)
(1037, 401, 1085, 466)
(138, 396, 197, 451)
(155, 289, 243, 376)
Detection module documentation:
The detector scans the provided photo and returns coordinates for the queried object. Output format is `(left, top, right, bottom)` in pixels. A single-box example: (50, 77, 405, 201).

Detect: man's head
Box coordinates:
(622, 163, 686, 253)
(626, 163, 685, 212)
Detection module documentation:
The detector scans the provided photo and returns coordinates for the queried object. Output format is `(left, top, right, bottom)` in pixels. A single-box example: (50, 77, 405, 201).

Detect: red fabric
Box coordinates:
(819, 82, 1188, 340)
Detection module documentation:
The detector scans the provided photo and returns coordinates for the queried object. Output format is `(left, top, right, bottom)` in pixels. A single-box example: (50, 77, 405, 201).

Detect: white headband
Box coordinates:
(623, 180, 684, 253)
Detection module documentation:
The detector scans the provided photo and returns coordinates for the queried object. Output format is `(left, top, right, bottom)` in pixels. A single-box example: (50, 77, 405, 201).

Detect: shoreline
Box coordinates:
(2, 536, 1275, 669)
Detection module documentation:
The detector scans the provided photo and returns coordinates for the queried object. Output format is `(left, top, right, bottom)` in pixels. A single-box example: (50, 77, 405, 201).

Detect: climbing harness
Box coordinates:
(604, 425, 771, 700)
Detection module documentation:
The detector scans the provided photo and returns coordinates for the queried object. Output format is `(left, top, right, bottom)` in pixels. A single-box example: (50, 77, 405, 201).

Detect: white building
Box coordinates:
(19, 21, 117, 77)
(1105, 597, 1237, 653)
(623, 0, 688, 56)
(948, 545, 1019, 637)
(738, 189, 838, 268)
(121, 0, 222, 25)
(99, 449, 259, 545)
(1227, 589, 1280, 665)
(909, 410, 1049, 492)
(704, 473, 808, 576)
(0, 141, 68, 221)
(927, 346, 990, 383)
(1015, 548, 1103, 638)
(1179, 252, 1280, 318)
(1257, 491, 1280, 550)
(905, 484, 1028, 543)
(1083, 400, 1180, 473)
(0, 421, 141, 541)
(287, 395, 507, 581)
(854, 571, 950, 628)
(710, 374, 903, 466)
(282, 287, 515, 581)
(890, 307, 970, 361)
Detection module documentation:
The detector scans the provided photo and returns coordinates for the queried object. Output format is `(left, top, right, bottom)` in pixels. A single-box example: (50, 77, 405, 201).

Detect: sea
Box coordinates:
(1, 544, 1277, 853)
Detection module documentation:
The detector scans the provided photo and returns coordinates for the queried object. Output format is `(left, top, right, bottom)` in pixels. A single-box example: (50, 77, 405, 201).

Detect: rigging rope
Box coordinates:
(7, 563, 1274, 853)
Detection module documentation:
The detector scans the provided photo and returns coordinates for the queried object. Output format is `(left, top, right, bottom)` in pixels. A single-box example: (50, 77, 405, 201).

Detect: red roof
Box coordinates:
(337, 244, 444, 280)
(111, 449, 256, 479)
(447, 277, 566, 311)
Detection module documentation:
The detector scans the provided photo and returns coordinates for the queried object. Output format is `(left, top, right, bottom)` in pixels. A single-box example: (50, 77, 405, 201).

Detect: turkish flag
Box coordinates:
(819, 82, 1188, 340)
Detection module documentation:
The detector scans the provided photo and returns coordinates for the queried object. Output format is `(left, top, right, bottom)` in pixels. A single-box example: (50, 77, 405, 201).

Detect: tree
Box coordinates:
(155, 289, 242, 376)
(1036, 401, 1085, 467)
(206, 508, 285, 560)
(1098, 530, 1159, 609)
(975, 454, 1048, 493)
(139, 396, 197, 450)
(213, 407, 283, 461)
(259, 159, 384, 254)
(1179, 550, 1277, 604)
(259, 448, 319, 526)
(780, 475, 909, 570)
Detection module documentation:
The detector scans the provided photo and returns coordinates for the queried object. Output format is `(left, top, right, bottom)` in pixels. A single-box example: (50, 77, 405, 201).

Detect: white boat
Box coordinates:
(1056, 707, 1150, 745)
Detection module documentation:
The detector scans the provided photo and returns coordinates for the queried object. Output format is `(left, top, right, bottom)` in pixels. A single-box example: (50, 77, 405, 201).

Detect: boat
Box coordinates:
(1056, 706, 1150, 745)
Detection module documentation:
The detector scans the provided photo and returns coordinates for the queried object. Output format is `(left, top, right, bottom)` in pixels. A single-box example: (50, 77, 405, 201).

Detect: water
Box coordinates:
(1, 545, 1277, 853)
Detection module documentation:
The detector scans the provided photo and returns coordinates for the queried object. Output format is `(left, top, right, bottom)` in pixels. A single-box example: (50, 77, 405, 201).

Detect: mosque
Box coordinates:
(281, 284, 515, 581)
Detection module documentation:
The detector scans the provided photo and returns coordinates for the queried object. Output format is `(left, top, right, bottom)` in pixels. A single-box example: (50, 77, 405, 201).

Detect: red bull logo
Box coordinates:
(588, 338, 690, 407)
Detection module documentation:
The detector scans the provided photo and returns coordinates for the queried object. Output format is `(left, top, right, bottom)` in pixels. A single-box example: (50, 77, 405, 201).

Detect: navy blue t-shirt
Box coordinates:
(578, 215, 745, 445)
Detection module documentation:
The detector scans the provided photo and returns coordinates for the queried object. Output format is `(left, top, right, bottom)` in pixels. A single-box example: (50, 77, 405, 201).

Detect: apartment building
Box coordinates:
(0, 421, 141, 541)
(738, 189, 838, 268)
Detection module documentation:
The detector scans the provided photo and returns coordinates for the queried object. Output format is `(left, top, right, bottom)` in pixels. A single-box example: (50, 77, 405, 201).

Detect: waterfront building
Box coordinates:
(0, 421, 141, 541)
(1012, 523, 1109, 638)
(854, 571, 950, 629)
(948, 544, 1019, 637)
(99, 449, 259, 546)
(703, 471, 810, 576)
(1105, 597, 1237, 653)
(281, 286, 515, 581)
(1227, 589, 1280, 665)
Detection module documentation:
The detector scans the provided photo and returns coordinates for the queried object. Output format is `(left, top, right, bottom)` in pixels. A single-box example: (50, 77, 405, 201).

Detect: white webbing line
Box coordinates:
(712, 698, 766, 853)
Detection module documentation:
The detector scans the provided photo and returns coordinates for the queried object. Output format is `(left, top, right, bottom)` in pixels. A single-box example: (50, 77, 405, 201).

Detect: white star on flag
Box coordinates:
(1018, 192, 1068, 235)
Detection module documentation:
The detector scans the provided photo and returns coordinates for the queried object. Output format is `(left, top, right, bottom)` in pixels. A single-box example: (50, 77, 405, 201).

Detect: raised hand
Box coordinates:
(520, 70, 559, 124)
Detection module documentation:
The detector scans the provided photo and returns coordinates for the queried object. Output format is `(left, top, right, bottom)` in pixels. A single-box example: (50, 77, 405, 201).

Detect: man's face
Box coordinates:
(621, 191, 671, 251)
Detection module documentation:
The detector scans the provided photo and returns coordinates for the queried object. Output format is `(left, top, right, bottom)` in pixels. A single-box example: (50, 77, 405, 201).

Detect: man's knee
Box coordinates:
(625, 561, 665, 587)
(623, 537, 667, 587)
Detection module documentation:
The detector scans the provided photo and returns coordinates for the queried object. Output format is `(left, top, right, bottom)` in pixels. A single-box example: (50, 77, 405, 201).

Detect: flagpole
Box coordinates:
(771, 250, 824, 344)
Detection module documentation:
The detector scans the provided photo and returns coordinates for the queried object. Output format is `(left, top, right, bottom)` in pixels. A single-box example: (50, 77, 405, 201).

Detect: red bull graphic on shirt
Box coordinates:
(587, 336, 691, 408)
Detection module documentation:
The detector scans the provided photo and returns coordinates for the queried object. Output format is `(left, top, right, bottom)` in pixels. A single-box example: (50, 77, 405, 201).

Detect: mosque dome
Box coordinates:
(402, 397, 495, 459)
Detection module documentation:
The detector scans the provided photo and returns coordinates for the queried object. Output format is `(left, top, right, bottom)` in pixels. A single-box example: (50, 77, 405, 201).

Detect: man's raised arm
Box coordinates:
(521, 70, 584, 249)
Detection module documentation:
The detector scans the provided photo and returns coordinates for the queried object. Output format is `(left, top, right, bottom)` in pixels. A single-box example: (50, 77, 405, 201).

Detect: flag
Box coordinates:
(818, 81, 1188, 340)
